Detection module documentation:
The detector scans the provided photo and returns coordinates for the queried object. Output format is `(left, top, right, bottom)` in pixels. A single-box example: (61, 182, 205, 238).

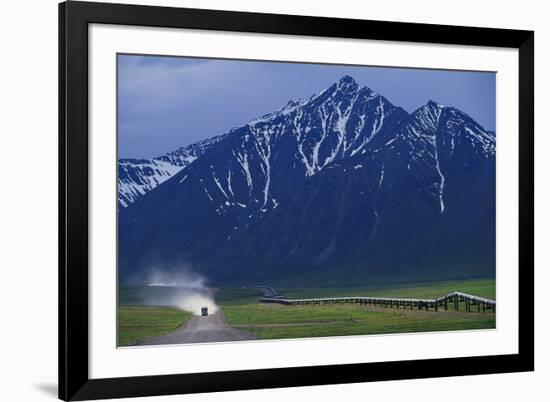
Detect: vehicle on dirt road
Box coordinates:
(201, 307, 208, 316)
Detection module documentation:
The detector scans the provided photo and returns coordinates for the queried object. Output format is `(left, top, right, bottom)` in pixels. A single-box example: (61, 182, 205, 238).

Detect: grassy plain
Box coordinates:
(117, 279, 496, 344)
(118, 306, 192, 346)
(218, 279, 496, 340)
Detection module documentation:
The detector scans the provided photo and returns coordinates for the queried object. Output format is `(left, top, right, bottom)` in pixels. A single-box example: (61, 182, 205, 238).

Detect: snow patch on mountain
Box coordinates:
(118, 135, 226, 207)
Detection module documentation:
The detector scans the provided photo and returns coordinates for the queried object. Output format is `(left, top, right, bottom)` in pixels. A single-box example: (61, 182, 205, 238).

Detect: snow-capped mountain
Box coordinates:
(118, 135, 225, 207)
(119, 76, 495, 286)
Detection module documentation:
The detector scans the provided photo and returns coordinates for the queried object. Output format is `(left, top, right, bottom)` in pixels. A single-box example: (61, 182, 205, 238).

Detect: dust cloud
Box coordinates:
(145, 268, 218, 316)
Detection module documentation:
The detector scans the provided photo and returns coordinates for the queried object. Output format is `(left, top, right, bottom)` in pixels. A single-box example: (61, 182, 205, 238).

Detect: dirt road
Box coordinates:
(139, 310, 256, 345)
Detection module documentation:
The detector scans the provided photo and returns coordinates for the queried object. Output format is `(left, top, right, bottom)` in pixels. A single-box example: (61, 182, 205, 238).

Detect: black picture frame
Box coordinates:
(59, 1, 534, 400)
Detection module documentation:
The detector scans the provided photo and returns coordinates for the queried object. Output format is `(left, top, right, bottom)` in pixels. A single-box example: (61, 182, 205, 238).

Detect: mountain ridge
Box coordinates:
(118, 134, 226, 207)
(118, 76, 495, 286)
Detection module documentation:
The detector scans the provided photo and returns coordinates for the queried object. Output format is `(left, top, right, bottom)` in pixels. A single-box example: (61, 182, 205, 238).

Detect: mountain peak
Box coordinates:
(408, 100, 445, 132)
(412, 100, 444, 118)
(331, 75, 359, 92)
(339, 75, 357, 85)
(425, 100, 445, 111)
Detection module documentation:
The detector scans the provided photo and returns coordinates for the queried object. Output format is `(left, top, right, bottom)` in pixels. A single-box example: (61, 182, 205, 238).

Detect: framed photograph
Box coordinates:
(59, 1, 534, 400)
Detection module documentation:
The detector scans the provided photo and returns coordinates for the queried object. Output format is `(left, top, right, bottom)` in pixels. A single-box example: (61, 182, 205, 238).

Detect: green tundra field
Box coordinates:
(118, 278, 495, 346)
(118, 306, 193, 346)
(218, 279, 496, 340)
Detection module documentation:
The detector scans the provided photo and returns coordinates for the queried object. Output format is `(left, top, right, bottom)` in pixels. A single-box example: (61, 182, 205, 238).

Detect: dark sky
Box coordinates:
(118, 54, 496, 159)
